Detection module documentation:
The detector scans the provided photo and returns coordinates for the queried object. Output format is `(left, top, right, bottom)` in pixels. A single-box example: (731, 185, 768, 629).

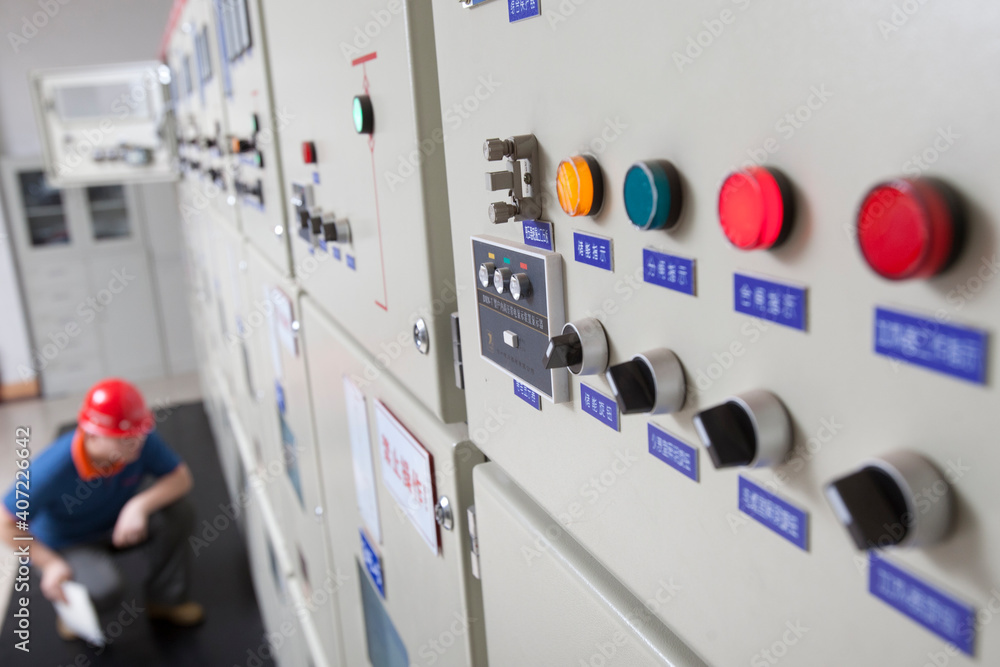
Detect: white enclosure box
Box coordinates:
(30, 61, 176, 187)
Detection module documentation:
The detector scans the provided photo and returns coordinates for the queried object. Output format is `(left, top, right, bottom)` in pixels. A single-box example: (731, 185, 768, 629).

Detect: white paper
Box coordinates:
(374, 400, 438, 554)
(54, 581, 105, 646)
(344, 377, 382, 543)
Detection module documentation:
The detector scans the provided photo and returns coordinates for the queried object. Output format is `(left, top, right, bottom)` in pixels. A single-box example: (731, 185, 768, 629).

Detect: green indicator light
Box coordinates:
(353, 95, 374, 134)
(353, 99, 363, 132)
(503, 257, 511, 264)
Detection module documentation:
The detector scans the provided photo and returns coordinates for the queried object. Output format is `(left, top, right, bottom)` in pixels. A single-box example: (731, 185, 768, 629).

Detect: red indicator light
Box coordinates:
(519, 262, 528, 270)
(856, 178, 963, 280)
(302, 141, 317, 164)
(718, 167, 793, 250)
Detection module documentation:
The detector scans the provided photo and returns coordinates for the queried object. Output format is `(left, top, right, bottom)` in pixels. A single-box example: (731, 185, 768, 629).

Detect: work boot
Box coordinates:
(148, 601, 205, 626)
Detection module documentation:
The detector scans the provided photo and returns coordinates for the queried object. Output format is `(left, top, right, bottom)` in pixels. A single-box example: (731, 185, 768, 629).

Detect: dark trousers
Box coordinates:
(58, 499, 196, 611)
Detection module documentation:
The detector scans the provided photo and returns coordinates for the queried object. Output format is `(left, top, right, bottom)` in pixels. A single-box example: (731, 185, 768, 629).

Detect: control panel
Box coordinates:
(258, 0, 464, 423)
(215, 0, 291, 276)
(30, 61, 175, 186)
(433, 3, 1000, 666)
(472, 235, 567, 402)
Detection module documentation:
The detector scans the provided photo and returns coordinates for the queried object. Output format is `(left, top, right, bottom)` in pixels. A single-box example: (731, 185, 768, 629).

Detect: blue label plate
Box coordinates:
(347, 255, 356, 270)
(333, 246, 342, 260)
(648, 423, 698, 481)
(874, 307, 988, 384)
(643, 249, 695, 296)
(734, 273, 807, 331)
(360, 529, 385, 598)
(522, 220, 554, 251)
(581, 384, 619, 431)
(508, 0, 540, 22)
(574, 232, 613, 271)
(514, 379, 541, 410)
(275, 381, 286, 416)
(869, 553, 975, 654)
(738, 476, 808, 550)
(312, 171, 320, 185)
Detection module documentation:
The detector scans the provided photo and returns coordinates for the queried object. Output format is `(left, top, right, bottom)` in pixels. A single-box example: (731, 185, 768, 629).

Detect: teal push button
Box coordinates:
(623, 160, 683, 231)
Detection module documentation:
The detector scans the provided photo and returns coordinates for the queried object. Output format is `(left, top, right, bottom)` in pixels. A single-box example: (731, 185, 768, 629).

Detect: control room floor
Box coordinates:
(0, 373, 274, 665)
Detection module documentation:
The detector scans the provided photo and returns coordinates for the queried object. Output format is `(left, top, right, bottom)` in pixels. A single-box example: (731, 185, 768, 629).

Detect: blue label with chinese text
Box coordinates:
(738, 476, 808, 550)
(514, 379, 541, 410)
(643, 249, 695, 296)
(648, 423, 698, 481)
(360, 530, 385, 598)
(522, 220, 553, 251)
(869, 552, 975, 654)
(508, 0, 540, 22)
(874, 307, 987, 384)
(734, 273, 806, 330)
(581, 384, 619, 431)
(574, 232, 613, 271)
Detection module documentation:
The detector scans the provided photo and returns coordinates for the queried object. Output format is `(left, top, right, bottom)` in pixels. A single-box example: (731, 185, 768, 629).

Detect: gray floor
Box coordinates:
(0, 375, 274, 665)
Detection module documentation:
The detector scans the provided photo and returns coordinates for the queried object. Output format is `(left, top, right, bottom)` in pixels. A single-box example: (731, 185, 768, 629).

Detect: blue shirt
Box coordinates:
(3, 429, 182, 550)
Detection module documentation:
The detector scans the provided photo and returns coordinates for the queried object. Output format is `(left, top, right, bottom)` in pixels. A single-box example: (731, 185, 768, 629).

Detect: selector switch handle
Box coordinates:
(606, 359, 656, 414)
(693, 389, 791, 469)
(605, 349, 685, 415)
(544, 333, 583, 371)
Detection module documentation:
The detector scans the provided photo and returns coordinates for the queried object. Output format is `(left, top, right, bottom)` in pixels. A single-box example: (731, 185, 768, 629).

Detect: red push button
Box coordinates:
(302, 141, 317, 164)
(856, 178, 962, 280)
(718, 167, 793, 250)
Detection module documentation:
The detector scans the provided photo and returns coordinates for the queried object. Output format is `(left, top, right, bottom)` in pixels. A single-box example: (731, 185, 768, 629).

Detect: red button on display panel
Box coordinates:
(856, 178, 962, 280)
(302, 141, 317, 164)
(718, 167, 793, 250)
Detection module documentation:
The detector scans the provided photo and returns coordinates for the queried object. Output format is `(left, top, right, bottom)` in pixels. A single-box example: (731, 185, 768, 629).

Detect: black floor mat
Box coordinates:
(1, 401, 274, 666)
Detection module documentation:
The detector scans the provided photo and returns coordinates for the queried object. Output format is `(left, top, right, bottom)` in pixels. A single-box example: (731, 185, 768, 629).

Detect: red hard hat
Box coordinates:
(78, 378, 155, 437)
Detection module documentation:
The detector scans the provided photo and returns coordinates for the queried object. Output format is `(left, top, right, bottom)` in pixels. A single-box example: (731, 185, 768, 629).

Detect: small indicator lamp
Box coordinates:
(556, 155, 604, 217)
(353, 95, 374, 134)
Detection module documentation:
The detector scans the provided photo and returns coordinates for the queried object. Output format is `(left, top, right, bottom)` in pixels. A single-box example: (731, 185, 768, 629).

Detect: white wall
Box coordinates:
(0, 0, 174, 389)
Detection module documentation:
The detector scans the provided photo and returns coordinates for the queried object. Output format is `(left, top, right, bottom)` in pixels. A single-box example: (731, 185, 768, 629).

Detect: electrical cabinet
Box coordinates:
(241, 243, 345, 667)
(300, 295, 487, 667)
(213, 0, 291, 277)
(259, 0, 465, 424)
(29, 61, 175, 187)
(166, 0, 241, 231)
(474, 462, 707, 667)
(431, 3, 1000, 665)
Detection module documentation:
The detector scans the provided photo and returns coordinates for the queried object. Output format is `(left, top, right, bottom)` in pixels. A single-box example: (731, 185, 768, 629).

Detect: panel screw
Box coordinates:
(413, 318, 430, 355)
(435, 496, 454, 531)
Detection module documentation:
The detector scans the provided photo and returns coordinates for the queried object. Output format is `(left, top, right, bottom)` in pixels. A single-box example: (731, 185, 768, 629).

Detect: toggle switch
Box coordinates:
(486, 171, 514, 191)
(493, 266, 512, 294)
(693, 390, 791, 468)
(478, 262, 496, 288)
(510, 273, 531, 301)
(856, 178, 964, 280)
(826, 451, 953, 550)
(544, 318, 608, 376)
(605, 348, 685, 415)
(321, 215, 351, 244)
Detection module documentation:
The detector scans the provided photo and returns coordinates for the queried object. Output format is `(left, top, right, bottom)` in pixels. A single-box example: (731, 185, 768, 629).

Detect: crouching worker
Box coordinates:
(1, 378, 203, 641)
